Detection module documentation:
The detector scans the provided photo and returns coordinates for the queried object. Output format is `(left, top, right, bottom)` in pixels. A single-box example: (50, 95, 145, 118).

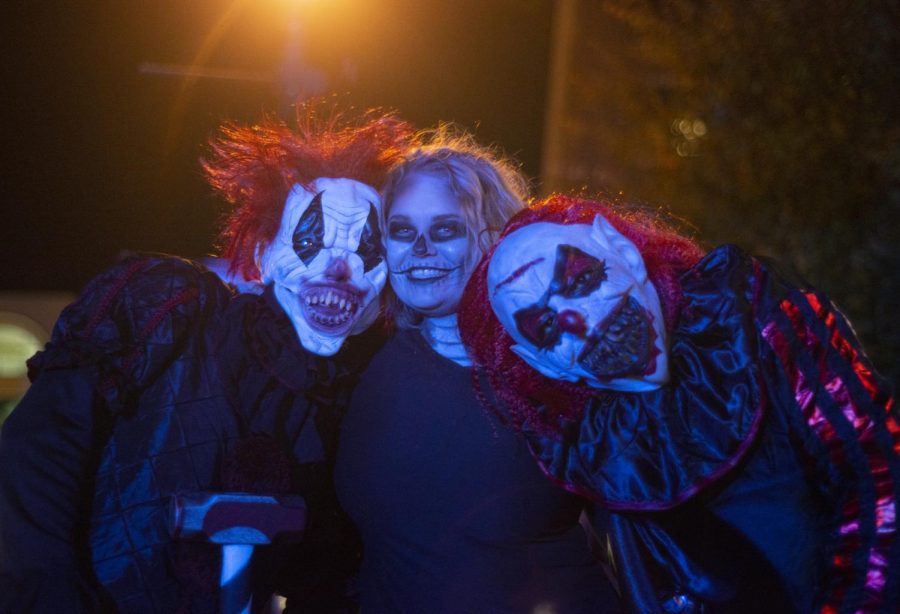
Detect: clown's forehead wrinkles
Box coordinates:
(323, 204, 373, 223)
(493, 257, 545, 296)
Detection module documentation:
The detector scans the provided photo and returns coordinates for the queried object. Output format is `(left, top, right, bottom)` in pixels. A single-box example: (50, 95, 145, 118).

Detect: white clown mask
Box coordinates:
(487, 216, 668, 391)
(258, 177, 387, 356)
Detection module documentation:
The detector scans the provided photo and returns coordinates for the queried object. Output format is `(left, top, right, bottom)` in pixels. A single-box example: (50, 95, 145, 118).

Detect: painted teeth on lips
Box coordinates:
(406, 267, 450, 280)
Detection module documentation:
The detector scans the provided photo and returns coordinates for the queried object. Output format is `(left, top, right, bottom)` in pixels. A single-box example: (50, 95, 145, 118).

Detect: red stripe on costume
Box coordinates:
(765, 296, 897, 612)
(80, 258, 151, 339)
(97, 287, 200, 396)
(802, 292, 899, 609)
(805, 293, 883, 404)
(762, 318, 854, 609)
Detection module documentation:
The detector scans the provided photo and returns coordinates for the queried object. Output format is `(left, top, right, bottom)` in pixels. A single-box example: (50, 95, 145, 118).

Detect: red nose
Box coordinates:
(557, 309, 587, 336)
(325, 258, 351, 281)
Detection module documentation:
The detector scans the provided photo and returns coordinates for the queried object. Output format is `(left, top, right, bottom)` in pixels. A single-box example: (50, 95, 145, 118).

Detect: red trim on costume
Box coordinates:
(81, 259, 151, 339)
(805, 293, 900, 452)
(97, 287, 201, 397)
(763, 294, 897, 612)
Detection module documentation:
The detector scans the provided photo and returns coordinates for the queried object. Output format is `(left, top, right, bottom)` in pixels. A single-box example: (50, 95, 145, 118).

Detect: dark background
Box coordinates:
(1, 0, 553, 293)
(2, 1, 897, 386)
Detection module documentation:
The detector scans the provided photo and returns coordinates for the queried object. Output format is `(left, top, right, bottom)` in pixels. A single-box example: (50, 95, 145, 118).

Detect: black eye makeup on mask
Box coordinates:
(292, 191, 325, 265)
(514, 304, 561, 349)
(513, 244, 607, 348)
(357, 203, 384, 272)
(554, 245, 607, 298)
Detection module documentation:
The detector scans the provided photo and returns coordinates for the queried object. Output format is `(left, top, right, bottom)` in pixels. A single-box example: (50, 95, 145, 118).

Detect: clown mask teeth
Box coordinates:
(298, 283, 363, 335)
(577, 295, 654, 378)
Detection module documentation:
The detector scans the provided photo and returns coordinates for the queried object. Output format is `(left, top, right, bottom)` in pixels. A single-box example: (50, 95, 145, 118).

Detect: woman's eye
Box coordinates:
(298, 238, 313, 249)
(388, 224, 416, 241)
(430, 222, 465, 241)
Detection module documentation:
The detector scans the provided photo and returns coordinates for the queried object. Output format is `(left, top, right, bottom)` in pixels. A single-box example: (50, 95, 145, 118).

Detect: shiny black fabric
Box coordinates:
(514, 245, 899, 613)
(0, 255, 359, 613)
(525, 246, 765, 511)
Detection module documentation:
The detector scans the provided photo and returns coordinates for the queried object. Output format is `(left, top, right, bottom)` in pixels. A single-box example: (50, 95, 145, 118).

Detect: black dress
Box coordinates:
(335, 329, 622, 613)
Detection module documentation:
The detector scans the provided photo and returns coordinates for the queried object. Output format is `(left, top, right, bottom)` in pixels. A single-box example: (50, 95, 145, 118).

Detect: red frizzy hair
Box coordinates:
(458, 194, 707, 437)
(201, 103, 416, 281)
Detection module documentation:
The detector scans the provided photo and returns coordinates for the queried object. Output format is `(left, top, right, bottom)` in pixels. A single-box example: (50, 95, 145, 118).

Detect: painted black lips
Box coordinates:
(577, 295, 653, 378)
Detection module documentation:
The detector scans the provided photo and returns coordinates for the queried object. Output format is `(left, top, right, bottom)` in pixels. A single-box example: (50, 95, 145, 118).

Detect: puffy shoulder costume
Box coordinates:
(459, 194, 899, 613)
(0, 106, 415, 613)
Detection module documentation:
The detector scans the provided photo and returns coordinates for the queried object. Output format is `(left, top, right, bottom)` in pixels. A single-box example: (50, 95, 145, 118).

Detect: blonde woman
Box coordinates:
(335, 128, 623, 613)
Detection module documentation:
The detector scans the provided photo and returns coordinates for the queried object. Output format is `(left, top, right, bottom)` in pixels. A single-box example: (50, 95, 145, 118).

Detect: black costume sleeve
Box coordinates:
(0, 255, 230, 613)
(0, 368, 114, 613)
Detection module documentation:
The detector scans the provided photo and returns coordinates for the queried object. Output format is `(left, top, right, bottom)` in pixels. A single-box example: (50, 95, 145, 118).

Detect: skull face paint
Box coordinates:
(258, 177, 387, 356)
(386, 173, 477, 318)
(487, 216, 668, 391)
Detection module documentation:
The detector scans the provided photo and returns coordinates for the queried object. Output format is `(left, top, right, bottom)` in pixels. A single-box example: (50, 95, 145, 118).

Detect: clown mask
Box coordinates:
(487, 215, 668, 391)
(258, 177, 387, 356)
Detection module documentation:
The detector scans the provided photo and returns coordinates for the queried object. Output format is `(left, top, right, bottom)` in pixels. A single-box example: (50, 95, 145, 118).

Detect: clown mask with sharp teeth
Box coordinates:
(487, 215, 668, 391)
(258, 177, 387, 356)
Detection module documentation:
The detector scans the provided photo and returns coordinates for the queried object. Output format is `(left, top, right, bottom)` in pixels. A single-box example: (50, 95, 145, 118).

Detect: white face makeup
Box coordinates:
(386, 173, 477, 318)
(258, 177, 387, 356)
(487, 216, 668, 391)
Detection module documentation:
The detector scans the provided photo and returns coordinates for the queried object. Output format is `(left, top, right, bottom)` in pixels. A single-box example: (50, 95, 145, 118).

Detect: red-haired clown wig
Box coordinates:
(202, 103, 416, 282)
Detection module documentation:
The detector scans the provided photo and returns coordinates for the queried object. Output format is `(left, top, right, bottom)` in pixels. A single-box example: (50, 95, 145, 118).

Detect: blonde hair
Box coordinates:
(382, 125, 531, 328)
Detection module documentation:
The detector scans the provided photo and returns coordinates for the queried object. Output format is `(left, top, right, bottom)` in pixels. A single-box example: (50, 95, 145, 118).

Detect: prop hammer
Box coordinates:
(169, 492, 307, 614)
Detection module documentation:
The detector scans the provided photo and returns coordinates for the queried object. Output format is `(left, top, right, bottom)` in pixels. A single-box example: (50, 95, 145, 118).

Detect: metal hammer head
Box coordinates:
(169, 492, 306, 545)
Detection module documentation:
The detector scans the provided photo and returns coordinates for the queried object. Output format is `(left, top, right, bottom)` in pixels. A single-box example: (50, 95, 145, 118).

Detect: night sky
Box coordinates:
(1, 0, 553, 293)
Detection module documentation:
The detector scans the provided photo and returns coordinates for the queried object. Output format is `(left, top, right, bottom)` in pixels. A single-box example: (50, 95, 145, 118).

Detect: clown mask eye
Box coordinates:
(292, 191, 325, 265)
(514, 304, 561, 349)
(554, 244, 607, 298)
(357, 203, 383, 272)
